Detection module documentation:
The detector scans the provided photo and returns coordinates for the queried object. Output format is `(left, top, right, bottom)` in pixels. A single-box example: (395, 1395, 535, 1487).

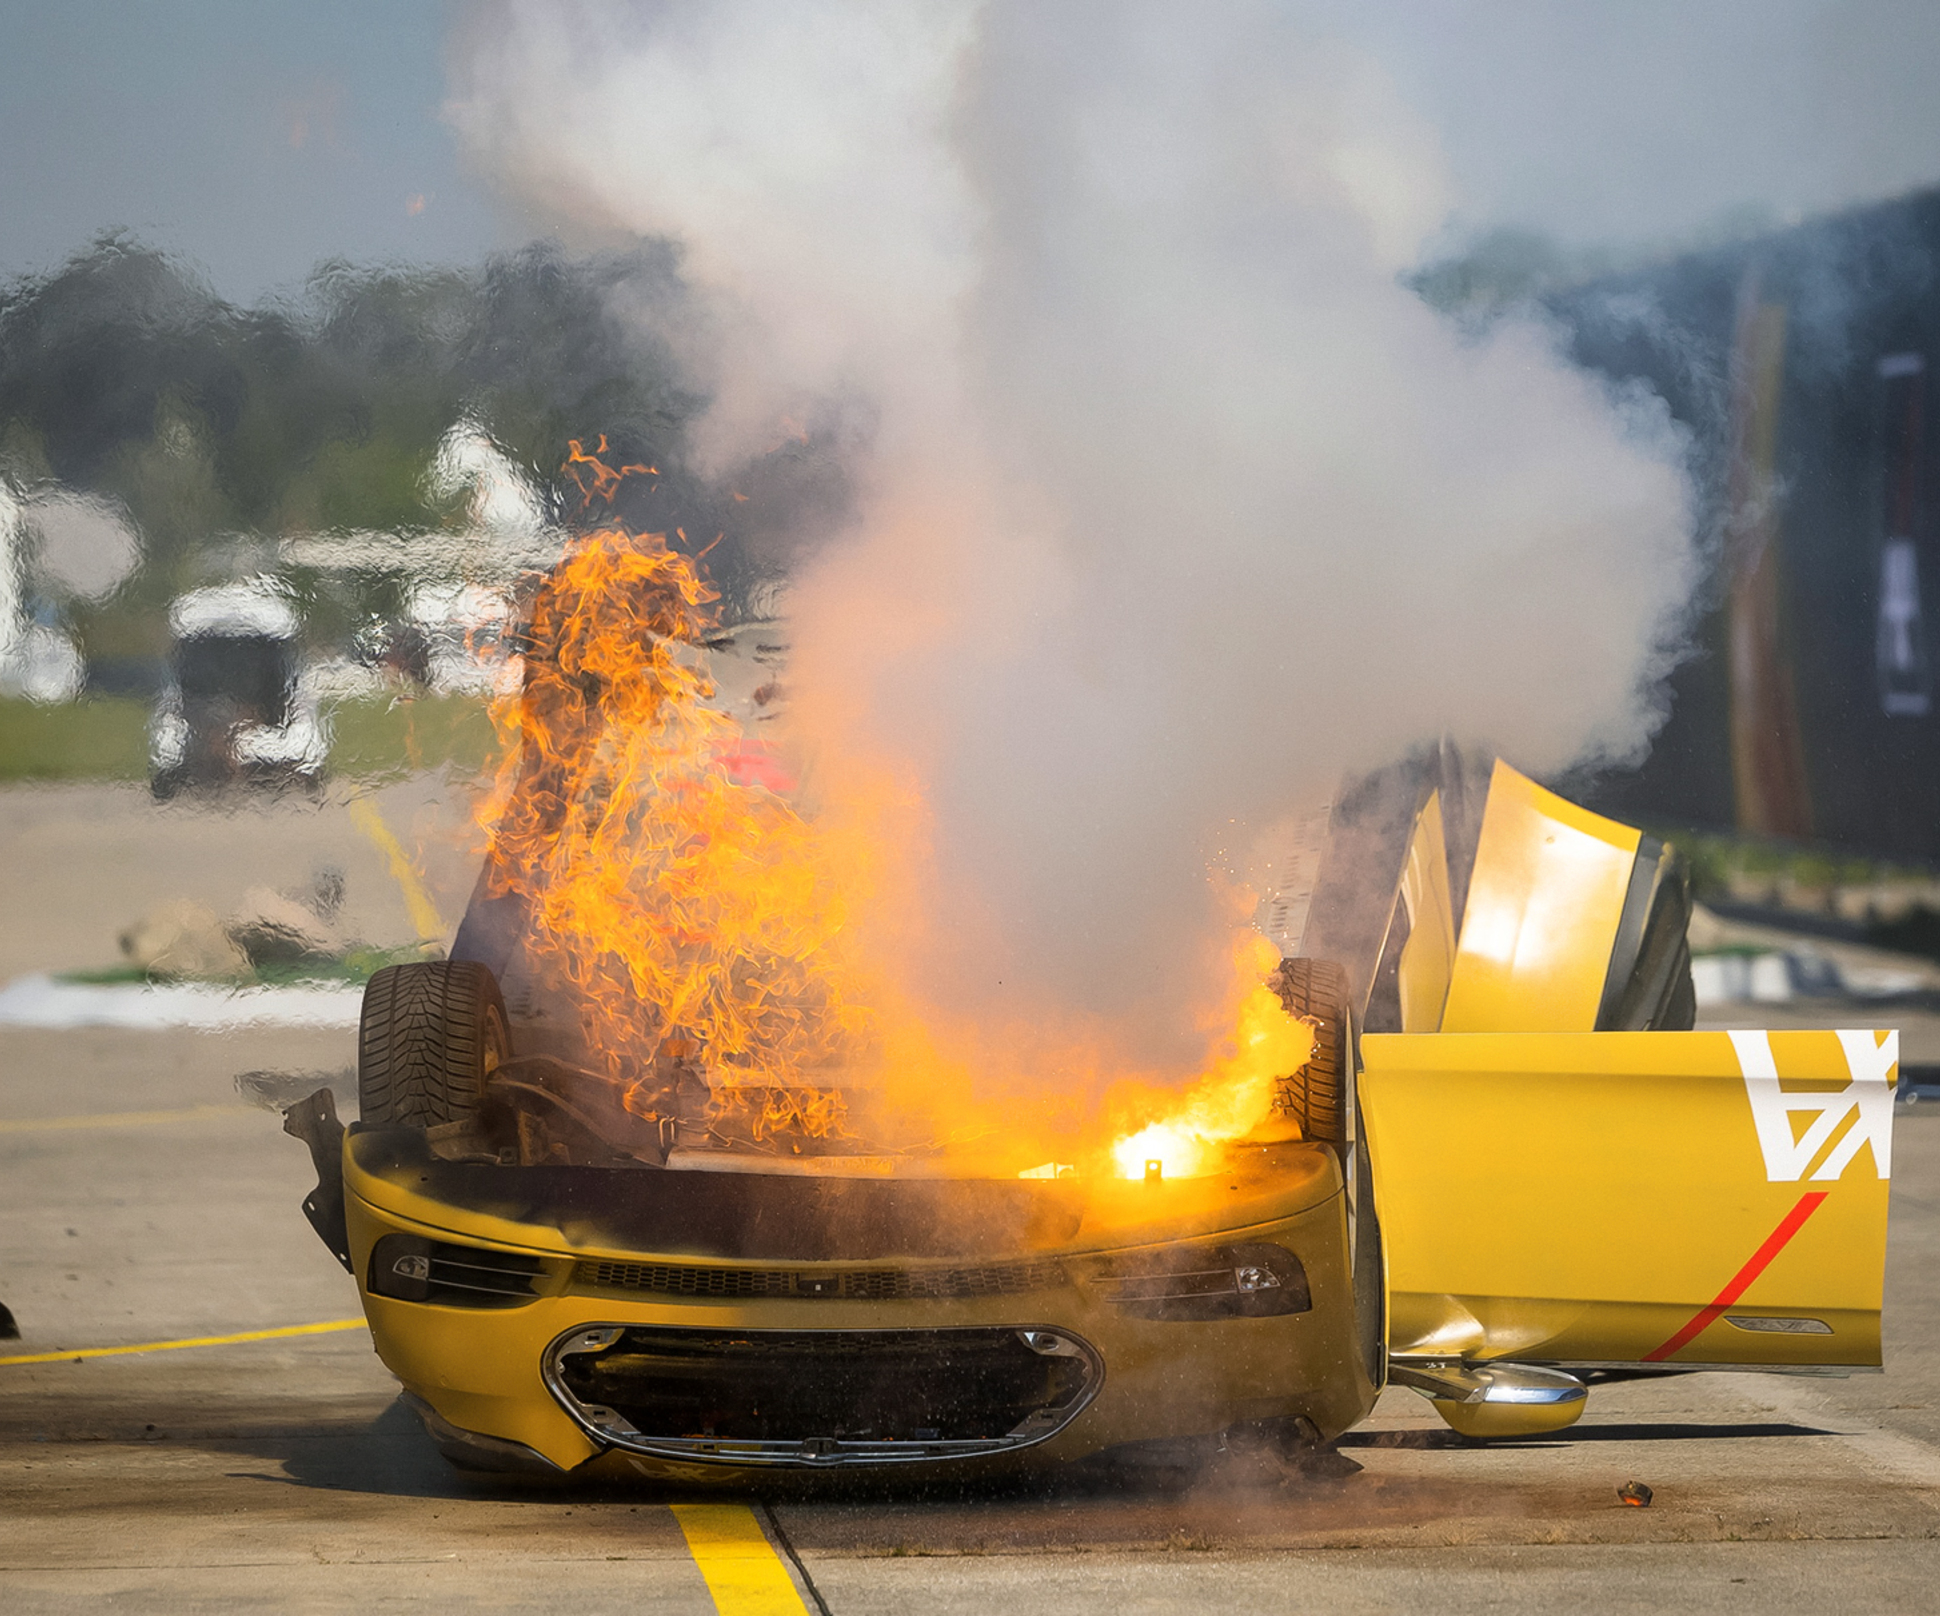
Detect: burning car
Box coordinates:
(285, 488, 1895, 1481)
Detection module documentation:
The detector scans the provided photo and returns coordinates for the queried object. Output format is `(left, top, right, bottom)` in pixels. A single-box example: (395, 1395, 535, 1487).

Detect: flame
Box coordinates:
(1103, 933, 1317, 1179)
(479, 445, 871, 1140)
(479, 446, 1321, 1171)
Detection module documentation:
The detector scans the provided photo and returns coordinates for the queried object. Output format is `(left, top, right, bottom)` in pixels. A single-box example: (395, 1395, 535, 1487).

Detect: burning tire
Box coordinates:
(1271, 957, 1350, 1147)
(359, 961, 509, 1128)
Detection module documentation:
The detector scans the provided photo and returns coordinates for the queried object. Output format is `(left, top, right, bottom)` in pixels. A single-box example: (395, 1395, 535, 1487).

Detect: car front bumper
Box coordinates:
(342, 1133, 1377, 1479)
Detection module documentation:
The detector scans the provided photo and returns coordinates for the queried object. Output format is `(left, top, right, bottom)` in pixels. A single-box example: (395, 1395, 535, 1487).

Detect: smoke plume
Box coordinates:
(447, 1, 1695, 1080)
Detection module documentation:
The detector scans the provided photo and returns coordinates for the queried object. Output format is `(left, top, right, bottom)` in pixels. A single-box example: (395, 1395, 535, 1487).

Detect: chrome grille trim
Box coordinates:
(542, 1323, 1103, 1467)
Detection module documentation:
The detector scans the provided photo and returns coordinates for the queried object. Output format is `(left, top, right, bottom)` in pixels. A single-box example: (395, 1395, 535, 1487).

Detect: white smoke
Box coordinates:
(447, 1, 980, 462)
(1338, 0, 1940, 253)
(447, 1, 1695, 1075)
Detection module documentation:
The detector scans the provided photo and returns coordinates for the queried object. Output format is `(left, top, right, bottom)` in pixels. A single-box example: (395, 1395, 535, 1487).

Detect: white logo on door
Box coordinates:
(1732, 1029, 1896, 1182)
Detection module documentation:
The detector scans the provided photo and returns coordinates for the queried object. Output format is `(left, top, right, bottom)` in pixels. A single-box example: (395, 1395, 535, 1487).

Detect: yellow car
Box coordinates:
(285, 756, 1895, 1478)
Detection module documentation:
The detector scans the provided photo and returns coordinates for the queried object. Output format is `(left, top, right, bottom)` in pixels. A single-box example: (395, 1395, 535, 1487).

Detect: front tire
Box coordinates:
(358, 961, 508, 1127)
(1275, 955, 1385, 1387)
(1271, 957, 1350, 1147)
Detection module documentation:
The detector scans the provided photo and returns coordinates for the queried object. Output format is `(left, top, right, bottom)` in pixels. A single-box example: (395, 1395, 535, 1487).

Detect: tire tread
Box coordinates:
(358, 961, 505, 1127)
(1271, 957, 1350, 1146)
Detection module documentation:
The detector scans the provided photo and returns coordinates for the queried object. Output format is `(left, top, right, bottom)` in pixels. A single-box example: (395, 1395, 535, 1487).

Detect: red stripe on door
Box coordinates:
(1642, 1191, 1830, 1362)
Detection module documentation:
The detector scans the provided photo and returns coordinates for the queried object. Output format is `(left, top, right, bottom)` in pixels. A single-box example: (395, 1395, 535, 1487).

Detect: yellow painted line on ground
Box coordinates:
(672, 1504, 813, 1615)
(348, 796, 446, 943)
(0, 1318, 367, 1368)
(0, 1103, 250, 1134)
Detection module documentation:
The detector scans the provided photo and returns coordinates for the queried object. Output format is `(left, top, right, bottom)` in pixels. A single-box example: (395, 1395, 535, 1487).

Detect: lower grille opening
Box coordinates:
(547, 1325, 1100, 1465)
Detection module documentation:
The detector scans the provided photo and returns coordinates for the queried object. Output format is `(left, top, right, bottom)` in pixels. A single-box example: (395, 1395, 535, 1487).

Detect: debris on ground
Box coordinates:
(1618, 1480, 1654, 1507)
(225, 884, 343, 966)
(235, 1068, 356, 1114)
(118, 899, 251, 979)
(1205, 1418, 1365, 1487)
(111, 865, 431, 985)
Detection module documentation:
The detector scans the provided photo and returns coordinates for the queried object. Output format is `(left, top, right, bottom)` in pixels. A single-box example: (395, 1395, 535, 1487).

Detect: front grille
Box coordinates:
(575, 1257, 1069, 1302)
(545, 1324, 1100, 1466)
(368, 1233, 543, 1308)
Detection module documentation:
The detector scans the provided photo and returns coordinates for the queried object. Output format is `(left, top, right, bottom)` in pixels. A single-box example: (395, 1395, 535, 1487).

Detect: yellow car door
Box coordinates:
(1353, 756, 1892, 1376)
(1359, 1025, 1895, 1370)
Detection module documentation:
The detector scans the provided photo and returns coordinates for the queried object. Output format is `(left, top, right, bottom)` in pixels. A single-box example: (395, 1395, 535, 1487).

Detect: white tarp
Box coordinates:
(0, 973, 361, 1031)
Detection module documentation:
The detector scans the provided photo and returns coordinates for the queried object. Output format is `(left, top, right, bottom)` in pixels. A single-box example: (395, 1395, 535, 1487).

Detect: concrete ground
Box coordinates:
(0, 774, 489, 983)
(2, 782, 1938, 1611)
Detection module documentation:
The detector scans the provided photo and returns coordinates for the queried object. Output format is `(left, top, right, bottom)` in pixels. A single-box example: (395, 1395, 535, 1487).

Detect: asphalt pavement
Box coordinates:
(2, 782, 1937, 1612)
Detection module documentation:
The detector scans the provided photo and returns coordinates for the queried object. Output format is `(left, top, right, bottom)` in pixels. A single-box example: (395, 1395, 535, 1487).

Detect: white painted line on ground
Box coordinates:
(0, 973, 362, 1031)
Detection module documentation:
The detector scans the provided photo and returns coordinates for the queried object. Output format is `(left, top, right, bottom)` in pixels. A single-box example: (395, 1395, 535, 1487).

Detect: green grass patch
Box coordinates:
(55, 942, 435, 989)
(0, 692, 505, 783)
(323, 694, 503, 781)
(251, 944, 437, 985)
(53, 964, 153, 985)
(1645, 823, 1923, 900)
(0, 697, 149, 781)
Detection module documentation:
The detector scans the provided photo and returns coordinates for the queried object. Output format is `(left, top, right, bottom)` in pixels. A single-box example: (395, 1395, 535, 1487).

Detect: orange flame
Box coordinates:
(1104, 935, 1316, 1178)
(479, 444, 1319, 1173)
(479, 446, 871, 1141)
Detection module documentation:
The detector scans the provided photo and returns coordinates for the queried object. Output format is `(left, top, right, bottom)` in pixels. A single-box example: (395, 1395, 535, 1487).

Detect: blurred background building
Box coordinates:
(1533, 187, 1940, 866)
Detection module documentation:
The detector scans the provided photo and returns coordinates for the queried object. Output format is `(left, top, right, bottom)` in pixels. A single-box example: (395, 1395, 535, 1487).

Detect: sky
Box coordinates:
(5, 1, 1940, 301)
(1355, 0, 1940, 252)
(0, 1, 509, 301)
